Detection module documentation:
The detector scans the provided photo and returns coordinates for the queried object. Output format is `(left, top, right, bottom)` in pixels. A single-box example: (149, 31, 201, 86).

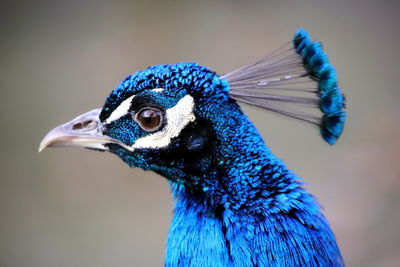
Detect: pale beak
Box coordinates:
(39, 108, 115, 152)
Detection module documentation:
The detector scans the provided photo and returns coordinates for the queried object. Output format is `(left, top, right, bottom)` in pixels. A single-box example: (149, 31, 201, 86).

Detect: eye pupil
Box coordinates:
(136, 108, 162, 131)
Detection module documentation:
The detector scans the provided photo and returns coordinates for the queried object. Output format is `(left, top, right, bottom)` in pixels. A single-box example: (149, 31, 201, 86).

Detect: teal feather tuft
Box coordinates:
(293, 29, 309, 45)
(319, 66, 338, 91)
(320, 88, 345, 114)
(321, 111, 346, 145)
(293, 29, 310, 54)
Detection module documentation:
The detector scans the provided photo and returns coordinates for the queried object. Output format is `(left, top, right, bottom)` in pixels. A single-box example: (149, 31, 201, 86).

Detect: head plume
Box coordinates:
(222, 29, 346, 145)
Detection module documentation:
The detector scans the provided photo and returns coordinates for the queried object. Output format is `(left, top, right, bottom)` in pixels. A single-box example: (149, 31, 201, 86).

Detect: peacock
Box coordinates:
(39, 29, 346, 266)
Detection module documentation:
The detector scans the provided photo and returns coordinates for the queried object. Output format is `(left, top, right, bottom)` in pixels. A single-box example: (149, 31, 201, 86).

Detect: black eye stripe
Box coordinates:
(129, 95, 164, 113)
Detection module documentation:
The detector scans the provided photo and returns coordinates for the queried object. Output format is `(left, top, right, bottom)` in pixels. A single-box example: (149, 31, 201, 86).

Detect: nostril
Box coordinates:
(72, 122, 84, 130)
(72, 120, 98, 130)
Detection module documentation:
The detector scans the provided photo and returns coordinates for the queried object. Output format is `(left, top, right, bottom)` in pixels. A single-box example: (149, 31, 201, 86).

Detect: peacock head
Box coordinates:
(39, 63, 236, 186)
(39, 29, 347, 189)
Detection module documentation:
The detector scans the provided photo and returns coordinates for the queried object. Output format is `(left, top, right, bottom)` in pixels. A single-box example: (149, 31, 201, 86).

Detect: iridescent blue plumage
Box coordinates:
(40, 29, 347, 266)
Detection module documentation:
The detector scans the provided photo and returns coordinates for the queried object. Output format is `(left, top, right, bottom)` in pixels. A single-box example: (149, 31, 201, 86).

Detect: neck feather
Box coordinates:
(165, 102, 343, 266)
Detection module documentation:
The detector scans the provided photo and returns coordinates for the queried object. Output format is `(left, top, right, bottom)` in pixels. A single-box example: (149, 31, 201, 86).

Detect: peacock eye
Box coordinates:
(134, 108, 163, 132)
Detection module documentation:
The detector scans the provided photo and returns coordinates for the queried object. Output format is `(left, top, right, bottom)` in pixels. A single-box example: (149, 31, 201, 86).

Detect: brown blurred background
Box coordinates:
(1, 0, 399, 266)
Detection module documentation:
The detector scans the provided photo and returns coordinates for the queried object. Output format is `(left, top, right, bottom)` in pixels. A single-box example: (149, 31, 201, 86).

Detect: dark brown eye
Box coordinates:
(135, 108, 163, 132)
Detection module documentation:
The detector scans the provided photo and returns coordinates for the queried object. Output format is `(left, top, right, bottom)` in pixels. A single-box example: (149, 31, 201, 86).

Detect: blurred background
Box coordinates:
(1, 0, 399, 266)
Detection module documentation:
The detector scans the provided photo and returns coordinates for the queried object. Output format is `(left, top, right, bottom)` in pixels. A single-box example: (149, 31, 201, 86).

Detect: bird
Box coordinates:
(39, 29, 346, 266)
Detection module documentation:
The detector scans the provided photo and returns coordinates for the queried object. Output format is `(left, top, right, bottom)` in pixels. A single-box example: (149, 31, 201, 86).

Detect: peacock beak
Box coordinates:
(39, 108, 112, 152)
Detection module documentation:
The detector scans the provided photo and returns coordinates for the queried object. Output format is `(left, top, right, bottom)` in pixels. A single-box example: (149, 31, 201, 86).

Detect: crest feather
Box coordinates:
(222, 29, 346, 145)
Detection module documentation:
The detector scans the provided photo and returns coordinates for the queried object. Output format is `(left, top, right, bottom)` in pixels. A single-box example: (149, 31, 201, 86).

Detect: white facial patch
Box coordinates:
(131, 95, 195, 150)
(104, 95, 135, 124)
(152, 88, 164, 92)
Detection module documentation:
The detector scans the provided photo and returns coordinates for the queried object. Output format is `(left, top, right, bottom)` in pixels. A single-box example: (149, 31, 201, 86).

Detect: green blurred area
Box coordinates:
(1, 0, 399, 266)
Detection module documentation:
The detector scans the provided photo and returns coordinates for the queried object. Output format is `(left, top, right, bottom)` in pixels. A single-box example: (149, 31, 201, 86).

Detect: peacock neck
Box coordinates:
(164, 104, 343, 266)
(191, 102, 302, 212)
(166, 179, 343, 266)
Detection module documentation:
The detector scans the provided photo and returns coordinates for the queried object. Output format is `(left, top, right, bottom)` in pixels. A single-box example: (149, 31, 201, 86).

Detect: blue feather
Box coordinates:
(320, 87, 345, 114)
(321, 111, 347, 145)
